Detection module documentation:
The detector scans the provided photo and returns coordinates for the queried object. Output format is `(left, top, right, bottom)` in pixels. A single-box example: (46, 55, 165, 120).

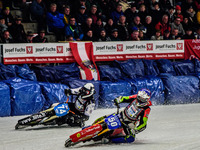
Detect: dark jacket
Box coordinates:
(32, 35, 48, 43)
(65, 24, 84, 40)
(9, 23, 26, 43)
(30, 0, 46, 16)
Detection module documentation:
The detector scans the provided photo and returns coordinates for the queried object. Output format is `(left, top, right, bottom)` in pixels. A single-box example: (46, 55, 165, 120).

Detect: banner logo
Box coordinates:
(57, 46, 63, 53)
(26, 46, 33, 54)
(176, 43, 183, 50)
(147, 43, 153, 51)
(117, 44, 123, 51)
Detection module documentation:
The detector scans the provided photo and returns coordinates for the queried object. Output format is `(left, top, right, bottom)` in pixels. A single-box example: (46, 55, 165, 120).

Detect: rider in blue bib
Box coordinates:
(95, 88, 152, 143)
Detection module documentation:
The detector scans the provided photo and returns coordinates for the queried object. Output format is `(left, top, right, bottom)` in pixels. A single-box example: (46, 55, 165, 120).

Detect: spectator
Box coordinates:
(1, 30, 14, 43)
(46, 3, 65, 41)
(65, 35, 74, 41)
(83, 30, 96, 41)
(33, 29, 48, 43)
(155, 14, 171, 35)
(182, 17, 192, 31)
(182, 27, 195, 39)
(111, 4, 124, 24)
(117, 15, 129, 40)
(0, 17, 8, 35)
(63, 6, 71, 25)
(167, 6, 175, 24)
(148, 0, 160, 11)
(71, 0, 86, 14)
(110, 28, 121, 41)
(98, 0, 112, 19)
(24, 31, 34, 43)
(9, 16, 26, 43)
(194, 0, 200, 10)
(65, 16, 84, 41)
(150, 2, 164, 26)
(18, 0, 31, 22)
(1, 7, 14, 27)
(93, 17, 104, 38)
(124, 3, 138, 24)
(81, 17, 95, 35)
(181, 0, 197, 15)
(138, 4, 149, 25)
(104, 18, 117, 37)
(184, 5, 197, 28)
(160, 0, 172, 13)
(85, 0, 102, 15)
(174, 5, 183, 22)
(163, 29, 171, 40)
(194, 26, 200, 39)
(151, 30, 164, 40)
(139, 30, 147, 40)
(130, 16, 146, 35)
(76, 5, 88, 26)
(130, 29, 140, 41)
(171, 17, 185, 36)
(88, 5, 99, 24)
(97, 28, 111, 41)
(170, 28, 182, 40)
(30, 0, 46, 32)
(119, 0, 130, 12)
(108, 0, 120, 12)
(144, 16, 155, 39)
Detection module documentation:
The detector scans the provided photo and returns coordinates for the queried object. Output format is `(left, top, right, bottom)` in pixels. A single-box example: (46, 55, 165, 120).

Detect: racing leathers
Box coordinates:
(95, 94, 151, 143)
(64, 86, 95, 126)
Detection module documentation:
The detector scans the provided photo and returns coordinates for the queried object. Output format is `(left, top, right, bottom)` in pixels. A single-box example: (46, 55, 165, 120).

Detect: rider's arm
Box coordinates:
(115, 95, 137, 104)
(134, 107, 151, 134)
(65, 87, 82, 96)
(70, 87, 82, 95)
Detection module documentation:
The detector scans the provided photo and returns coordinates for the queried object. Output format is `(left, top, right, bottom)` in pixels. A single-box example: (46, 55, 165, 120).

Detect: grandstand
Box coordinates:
(0, 0, 199, 42)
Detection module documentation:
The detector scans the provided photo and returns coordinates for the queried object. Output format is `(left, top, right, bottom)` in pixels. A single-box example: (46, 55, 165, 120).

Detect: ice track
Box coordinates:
(0, 103, 200, 150)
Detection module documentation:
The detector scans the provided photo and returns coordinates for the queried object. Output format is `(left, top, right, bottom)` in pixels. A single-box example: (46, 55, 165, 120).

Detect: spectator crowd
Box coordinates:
(1, 0, 200, 43)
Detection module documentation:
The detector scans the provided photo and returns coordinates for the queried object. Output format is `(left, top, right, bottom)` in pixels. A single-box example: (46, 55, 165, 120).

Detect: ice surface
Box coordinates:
(0, 103, 200, 150)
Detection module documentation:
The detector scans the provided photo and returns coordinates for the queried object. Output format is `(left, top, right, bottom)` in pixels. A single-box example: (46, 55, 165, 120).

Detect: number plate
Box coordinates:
(54, 103, 69, 117)
(105, 114, 121, 130)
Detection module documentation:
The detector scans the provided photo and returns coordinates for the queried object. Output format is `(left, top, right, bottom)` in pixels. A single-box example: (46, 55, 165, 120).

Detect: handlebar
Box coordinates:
(115, 102, 120, 114)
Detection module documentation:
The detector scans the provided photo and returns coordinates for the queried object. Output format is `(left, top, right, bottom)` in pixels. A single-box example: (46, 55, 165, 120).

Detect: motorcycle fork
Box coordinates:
(93, 120, 110, 137)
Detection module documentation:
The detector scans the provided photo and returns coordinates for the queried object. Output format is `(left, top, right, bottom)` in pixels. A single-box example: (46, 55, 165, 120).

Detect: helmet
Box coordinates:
(81, 83, 95, 98)
(137, 88, 151, 107)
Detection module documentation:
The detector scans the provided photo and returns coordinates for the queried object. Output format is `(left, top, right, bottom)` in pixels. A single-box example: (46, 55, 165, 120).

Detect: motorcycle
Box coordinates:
(15, 98, 85, 130)
(64, 102, 141, 147)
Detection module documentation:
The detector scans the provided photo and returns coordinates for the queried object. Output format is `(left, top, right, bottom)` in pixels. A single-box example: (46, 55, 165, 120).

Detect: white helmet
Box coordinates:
(137, 88, 151, 107)
(81, 83, 95, 98)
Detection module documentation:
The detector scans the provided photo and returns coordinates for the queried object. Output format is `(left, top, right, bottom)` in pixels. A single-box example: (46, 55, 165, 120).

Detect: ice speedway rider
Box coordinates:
(63, 83, 96, 127)
(94, 88, 152, 143)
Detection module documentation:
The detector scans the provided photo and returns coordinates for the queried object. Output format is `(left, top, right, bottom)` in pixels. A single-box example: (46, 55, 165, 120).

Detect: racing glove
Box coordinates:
(114, 96, 122, 105)
(64, 89, 71, 96)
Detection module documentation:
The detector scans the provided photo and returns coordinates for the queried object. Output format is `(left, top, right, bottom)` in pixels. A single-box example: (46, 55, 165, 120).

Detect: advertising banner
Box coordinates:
(185, 39, 200, 60)
(3, 43, 35, 64)
(3, 40, 185, 64)
(3, 43, 75, 64)
(93, 40, 184, 61)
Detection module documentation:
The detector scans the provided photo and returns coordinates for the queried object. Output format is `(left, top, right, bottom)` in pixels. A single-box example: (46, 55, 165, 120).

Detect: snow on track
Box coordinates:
(0, 103, 200, 150)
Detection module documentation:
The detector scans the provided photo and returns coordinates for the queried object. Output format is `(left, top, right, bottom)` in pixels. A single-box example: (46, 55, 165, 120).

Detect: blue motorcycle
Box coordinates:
(15, 101, 85, 129)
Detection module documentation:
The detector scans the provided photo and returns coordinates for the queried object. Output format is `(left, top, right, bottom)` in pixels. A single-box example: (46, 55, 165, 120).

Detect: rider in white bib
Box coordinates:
(64, 83, 96, 126)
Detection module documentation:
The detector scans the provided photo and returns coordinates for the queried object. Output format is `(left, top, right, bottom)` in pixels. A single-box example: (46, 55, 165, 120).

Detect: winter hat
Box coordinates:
(176, 5, 181, 11)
